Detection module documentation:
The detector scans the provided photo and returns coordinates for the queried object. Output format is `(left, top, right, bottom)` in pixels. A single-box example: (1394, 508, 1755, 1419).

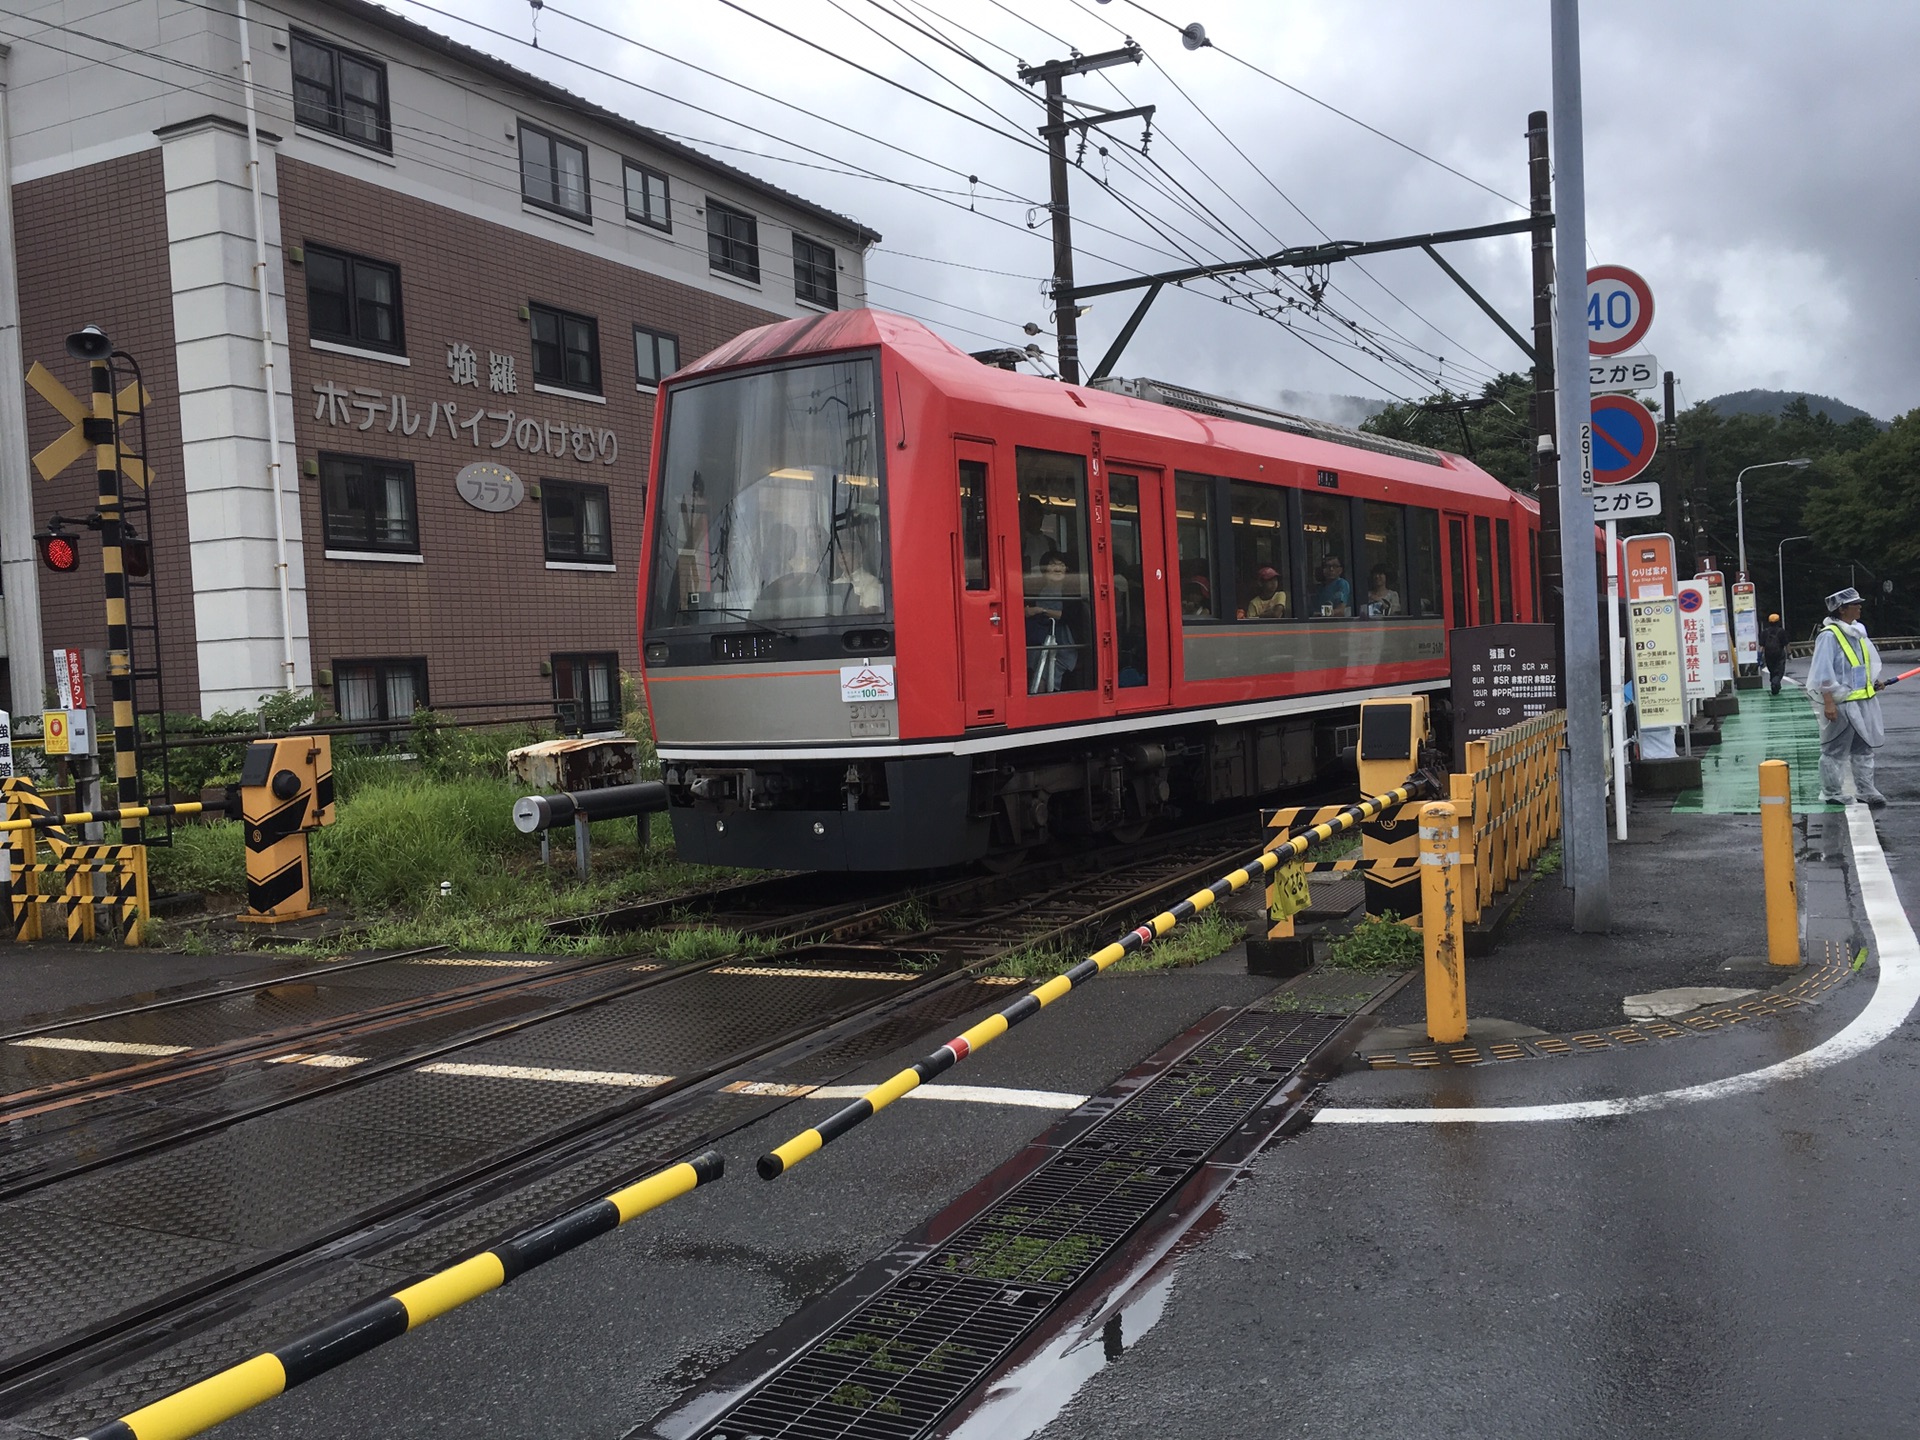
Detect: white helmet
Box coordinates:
(1825, 586, 1864, 612)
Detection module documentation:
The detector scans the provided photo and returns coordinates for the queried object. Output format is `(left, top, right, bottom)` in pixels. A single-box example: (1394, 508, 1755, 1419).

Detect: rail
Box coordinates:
(754, 778, 1434, 1180)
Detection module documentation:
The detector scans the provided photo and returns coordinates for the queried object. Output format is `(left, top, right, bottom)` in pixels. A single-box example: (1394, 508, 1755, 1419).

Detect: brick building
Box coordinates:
(0, 0, 875, 724)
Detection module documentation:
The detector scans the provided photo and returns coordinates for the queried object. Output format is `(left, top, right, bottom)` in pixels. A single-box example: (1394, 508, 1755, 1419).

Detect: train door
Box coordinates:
(1105, 466, 1171, 712)
(1445, 511, 1473, 626)
(1008, 445, 1104, 725)
(954, 440, 1007, 727)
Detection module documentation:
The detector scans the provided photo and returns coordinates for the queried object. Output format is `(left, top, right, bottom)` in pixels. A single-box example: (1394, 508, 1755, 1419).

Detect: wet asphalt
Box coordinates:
(1030, 677, 1920, 1440)
(9, 673, 1919, 1438)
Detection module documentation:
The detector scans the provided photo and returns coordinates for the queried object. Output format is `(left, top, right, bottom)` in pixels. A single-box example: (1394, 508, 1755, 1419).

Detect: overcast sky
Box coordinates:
(394, 0, 1919, 422)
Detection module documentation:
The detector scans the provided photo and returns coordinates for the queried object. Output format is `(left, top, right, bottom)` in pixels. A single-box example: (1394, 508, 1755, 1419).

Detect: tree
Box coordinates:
(1361, 372, 1535, 492)
(1803, 411, 1920, 633)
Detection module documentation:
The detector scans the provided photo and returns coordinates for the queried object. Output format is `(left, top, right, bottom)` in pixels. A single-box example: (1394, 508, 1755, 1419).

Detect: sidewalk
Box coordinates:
(1674, 680, 1836, 814)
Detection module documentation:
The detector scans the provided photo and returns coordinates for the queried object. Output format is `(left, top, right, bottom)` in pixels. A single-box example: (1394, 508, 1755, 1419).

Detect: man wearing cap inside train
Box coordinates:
(1807, 587, 1889, 807)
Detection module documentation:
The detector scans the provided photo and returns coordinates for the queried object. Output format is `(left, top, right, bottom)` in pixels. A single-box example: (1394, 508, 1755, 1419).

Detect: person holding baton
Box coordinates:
(1807, 587, 1888, 808)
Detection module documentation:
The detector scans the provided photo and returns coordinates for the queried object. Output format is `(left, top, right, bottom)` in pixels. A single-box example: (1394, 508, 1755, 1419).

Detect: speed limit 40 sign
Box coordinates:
(1587, 265, 1654, 355)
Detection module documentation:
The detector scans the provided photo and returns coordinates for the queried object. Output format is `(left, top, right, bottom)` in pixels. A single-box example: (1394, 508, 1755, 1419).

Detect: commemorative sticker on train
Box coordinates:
(839, 664, 896, 703)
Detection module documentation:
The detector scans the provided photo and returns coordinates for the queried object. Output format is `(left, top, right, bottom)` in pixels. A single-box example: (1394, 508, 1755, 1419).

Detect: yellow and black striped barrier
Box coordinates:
(81, 1151, 723, 1440)
(756, 780, 1432, 1180)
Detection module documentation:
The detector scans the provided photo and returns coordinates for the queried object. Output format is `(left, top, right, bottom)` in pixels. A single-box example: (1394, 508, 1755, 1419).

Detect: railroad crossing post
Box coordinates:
(71, 326, 143, 845)
(1419, 801, 1467, 1044)
(1760, 759, 1799, 967)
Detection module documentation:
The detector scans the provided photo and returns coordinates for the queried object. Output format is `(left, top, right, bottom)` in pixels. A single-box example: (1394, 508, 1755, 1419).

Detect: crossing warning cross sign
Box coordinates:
(25, 362, 151, 486)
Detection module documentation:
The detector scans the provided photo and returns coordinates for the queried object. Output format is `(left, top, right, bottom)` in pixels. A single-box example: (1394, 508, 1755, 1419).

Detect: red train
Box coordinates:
(638, 309, 1539, 869)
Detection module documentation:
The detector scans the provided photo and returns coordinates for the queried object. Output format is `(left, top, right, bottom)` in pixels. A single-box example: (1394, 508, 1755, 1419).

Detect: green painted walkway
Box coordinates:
(1670, 681, 1839, 815)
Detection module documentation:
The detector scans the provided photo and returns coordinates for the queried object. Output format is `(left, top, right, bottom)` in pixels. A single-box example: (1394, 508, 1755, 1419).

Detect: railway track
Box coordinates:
(0, 818, 1268, 1430)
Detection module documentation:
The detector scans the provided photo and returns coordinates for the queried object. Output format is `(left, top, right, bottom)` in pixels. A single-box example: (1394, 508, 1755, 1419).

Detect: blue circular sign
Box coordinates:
(1677, 588, 1704, 613)
(1591, 393, 1659, 483)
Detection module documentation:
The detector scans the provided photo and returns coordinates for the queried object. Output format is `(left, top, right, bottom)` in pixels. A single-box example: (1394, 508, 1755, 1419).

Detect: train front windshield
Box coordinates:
(649, 357, 888, 629)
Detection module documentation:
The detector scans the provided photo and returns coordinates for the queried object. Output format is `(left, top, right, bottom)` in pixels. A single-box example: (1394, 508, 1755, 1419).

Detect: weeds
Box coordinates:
(883, 895, 933, 933)
(1325, 911, 1422, 972)
(1533, 841, 1563, 878)
(988, 908, 1241, 979)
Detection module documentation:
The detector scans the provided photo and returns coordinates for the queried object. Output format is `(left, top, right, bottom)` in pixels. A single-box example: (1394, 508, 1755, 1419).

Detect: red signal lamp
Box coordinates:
(35, 528, 80, 574)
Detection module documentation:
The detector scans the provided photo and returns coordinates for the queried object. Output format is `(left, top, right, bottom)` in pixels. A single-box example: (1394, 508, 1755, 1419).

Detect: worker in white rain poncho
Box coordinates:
(1806, 586, 1889, 808)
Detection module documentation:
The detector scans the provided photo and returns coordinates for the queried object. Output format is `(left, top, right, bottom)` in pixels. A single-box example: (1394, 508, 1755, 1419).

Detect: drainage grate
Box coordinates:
(693, 1010, 1346, 1440)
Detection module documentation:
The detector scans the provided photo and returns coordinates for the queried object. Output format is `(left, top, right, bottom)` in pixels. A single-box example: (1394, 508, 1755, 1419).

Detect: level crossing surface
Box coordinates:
(1032, 672, 1920, 1439)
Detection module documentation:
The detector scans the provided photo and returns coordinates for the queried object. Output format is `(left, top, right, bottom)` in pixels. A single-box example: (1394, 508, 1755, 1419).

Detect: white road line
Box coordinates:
(711, 966, 915, 982)
(809, 1083, 1090, 1110)
(417, 1061, 673, 1087)
(9, 1037, 189, 1057)
(1316, 803, 1919, 1125)
(269, 1052, 367, 1068)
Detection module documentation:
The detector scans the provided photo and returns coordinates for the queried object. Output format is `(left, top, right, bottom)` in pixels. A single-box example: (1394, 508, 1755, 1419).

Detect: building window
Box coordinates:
(530, 304, 600, 393)
(624, 161, 671, 230)
(543, 480, 612, 563)
(291, 32, 390, 151)
(320, 453, 417, 553)
(553, 652, 620, 730)
(706, 200, 760, 282)
(633, 326, 679, 389)
(333, 657, 427, 723)
(305, 245, 403, 353)
(519, 123, 590, 220)
(793, 235, 838, 308)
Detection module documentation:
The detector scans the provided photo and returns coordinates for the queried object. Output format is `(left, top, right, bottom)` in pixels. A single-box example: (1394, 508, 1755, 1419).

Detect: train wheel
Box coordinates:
(1108, 819, 1152, 845)
(979, 846, 1029, 876)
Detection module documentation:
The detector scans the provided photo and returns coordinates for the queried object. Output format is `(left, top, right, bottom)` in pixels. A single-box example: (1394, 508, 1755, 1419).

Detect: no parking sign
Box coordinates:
(1590, 393, 1660, 483)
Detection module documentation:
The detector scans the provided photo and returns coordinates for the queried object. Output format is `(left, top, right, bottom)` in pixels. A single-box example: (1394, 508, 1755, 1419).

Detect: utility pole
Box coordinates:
(1528, 111, 1561, 629)
(1018, 44, 1150, 385)
(1550, 0, 1610, 931)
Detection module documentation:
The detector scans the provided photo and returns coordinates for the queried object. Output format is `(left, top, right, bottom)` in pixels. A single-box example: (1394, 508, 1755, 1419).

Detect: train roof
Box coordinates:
(676, 309, 1525, 509)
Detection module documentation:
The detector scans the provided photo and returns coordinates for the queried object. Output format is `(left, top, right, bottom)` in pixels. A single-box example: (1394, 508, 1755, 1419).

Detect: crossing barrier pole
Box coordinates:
(1419, 801, 1467, 1044)
(1759, 759, 1799, 967)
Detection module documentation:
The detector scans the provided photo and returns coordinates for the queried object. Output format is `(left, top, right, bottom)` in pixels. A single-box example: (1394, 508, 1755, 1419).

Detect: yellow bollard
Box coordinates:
(1759, 759, 1799, 967)
(1420, 801, 1467, 1044)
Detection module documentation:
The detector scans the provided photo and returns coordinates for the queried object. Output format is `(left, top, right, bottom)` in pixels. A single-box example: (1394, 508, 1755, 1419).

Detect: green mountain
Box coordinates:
(1706, 389, 1887, 429)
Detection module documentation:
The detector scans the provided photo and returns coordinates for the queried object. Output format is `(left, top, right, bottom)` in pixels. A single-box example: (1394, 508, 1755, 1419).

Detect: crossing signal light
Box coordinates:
(35, 528, 79, 574)
(122, 524, 151, 578)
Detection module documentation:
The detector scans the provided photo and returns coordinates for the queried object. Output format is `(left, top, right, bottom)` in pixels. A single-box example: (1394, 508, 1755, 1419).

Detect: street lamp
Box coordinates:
(1736, 458, 1811, 580)
(1778, 533, 1812, 638)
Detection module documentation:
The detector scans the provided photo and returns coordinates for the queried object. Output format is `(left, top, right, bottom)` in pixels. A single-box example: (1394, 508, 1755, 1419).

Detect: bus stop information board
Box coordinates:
(1449, 623, 1560, 770)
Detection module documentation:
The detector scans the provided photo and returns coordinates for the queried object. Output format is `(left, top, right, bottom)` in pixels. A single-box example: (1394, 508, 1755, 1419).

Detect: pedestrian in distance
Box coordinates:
(1759, 612, 1790, 696)
(1807, 587, 1888, 807)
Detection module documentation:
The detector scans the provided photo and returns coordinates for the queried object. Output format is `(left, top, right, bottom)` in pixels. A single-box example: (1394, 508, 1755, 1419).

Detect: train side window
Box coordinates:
(1016, 447, 1093, 694)
(1407, 508, 1443, 618)
(1473, 515, 1496, 626)
(1496, 518, 1516, 622)
(1360, 502, 1405, 617)
(1301, 492, 1353, 618)
(1229, 481, 1289, 620)
(958, 458, 990, 592)
(1447, 517, 1469, 627)
(1174, 473, 1218, 620)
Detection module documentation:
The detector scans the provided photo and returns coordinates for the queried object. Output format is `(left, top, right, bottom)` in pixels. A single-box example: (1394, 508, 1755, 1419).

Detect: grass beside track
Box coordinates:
(987, 909, 1243, 980)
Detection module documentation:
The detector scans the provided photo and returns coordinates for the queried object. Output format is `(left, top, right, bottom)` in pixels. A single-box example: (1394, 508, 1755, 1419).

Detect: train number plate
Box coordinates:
(848, 702, 893, 738)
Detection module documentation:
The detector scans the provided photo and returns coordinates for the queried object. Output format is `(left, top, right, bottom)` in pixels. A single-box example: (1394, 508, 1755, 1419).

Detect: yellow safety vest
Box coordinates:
(1825, 622, 1876, 700)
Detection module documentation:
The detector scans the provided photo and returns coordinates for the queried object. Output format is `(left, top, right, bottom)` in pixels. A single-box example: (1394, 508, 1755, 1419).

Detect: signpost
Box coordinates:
(1585, 265, 1654, 355)
(1629, 597, 1686, 728)
(1701, 569, 1733, 685)
(1591, 378, 1662, 840)
(1678, 582, 1714, 702)
(1448, 624, 1560, 770)
(1733, 581, 1759, 670)
(1625, 533, 1677, 600)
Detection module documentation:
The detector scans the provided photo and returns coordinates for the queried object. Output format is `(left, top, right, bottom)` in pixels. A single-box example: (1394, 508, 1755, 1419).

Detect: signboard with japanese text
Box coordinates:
(1677, 581, 1713, 699)
(1448, 624, 1559, 769)
(1589, 352, 1659, 393)
(1701, 570, 1733, 683)
(52, 648, 71, 709)
(64, 650, 87, 710)
(839, 664, 896, 703)
(1625, 533, 1676, 599)
(1271, 861, 1311, 920)
(310, 381, 619, 466)
(0, 710, 13, 779)
(42, 708, 93, 757)
(1592, 479, 1661, 522)
(1733, 583, 1758, 665)
(455, 461, 525, 513)
(1629, 598, 1686, 727)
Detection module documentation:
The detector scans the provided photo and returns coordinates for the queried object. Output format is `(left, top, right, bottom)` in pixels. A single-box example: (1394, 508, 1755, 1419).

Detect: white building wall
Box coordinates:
(159, 117, 312, 712)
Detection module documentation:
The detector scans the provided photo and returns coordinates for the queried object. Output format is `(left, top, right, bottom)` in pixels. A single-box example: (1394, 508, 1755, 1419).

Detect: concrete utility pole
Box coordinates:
(1018, 44, 1148, 385)
(1528, 110, 1561, 631)
(1550, 0, 1611, 931)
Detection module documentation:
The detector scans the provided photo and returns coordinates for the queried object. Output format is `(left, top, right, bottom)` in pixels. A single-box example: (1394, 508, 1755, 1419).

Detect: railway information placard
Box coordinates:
(1629, 598, 1686, 727)
(1448, 623, 1559, 769)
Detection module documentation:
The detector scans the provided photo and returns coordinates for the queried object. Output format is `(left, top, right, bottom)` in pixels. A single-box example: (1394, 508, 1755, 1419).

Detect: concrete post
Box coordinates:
(0, 48, 47, 716)
(1420, 801, 1467, 1044)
